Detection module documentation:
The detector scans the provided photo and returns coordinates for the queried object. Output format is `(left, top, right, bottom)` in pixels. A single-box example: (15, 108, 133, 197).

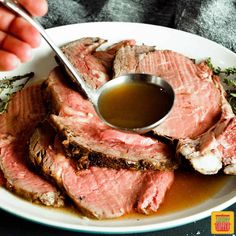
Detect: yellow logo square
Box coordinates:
(211, 211, 234, 234)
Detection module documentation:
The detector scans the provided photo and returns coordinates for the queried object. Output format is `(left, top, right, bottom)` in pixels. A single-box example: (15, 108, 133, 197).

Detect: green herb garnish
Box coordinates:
(0, 72, 34, 114)
(223, 77, 236, 87)
(225, 87, 236, 114)
(206, 58, 236, 114)
(206, 58, 236, 76)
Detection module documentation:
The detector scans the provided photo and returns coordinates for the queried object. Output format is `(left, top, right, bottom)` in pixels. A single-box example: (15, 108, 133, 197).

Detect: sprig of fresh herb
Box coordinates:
(227, 93, 236, 114)
(206, 58, 236, 76)
(224, 89, 236, 114)
(223, 78, 236, 112)
(0, 72, 34, 114)
(223, 77, 236, 87)
(206, 58, 236, 114)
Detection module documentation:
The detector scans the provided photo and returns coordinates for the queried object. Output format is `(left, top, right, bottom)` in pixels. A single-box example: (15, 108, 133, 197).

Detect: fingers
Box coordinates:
(18, 0, 48, 16)
(0, 50, 20, 71)
(0, 0, 48, 71)
(0, 7, 41, 48)
(0, 31, 32, 62)
(9, 17, 41, 48)
(0, 6, 15, 31)
(0, 16, 40, 71)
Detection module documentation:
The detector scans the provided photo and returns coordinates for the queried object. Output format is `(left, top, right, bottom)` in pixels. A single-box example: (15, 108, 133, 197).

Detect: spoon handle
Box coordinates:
(0, 0, 96, 102)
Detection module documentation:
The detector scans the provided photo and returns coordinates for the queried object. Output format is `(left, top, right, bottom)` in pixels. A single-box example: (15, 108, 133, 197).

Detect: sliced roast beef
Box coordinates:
(29, 122, 174, 219)
(178, 85, 236, 175)
(60, 37, 135, 89)
(113, 46, 223, 139)
(0, 84, 46, 137)
(0, 85, 64, 206)
(93, 39, 136, 70)
(0, 140, 63, 206)
(60, 37, 108, 89)
(112, 44, 156, 75)
(44, 67, 178, 171)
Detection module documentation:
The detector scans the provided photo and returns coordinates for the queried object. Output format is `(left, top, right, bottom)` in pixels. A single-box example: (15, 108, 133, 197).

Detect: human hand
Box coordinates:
(0, 0, 48, 71)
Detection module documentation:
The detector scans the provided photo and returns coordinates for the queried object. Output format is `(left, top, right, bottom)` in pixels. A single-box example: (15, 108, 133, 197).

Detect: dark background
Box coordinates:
(1, 205, 236, 235)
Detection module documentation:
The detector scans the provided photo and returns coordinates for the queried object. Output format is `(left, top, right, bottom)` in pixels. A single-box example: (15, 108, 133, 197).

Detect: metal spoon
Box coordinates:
(1, 0, 175, 133)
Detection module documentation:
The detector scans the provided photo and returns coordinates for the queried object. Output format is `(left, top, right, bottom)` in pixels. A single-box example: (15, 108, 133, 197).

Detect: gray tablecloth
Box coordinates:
(40, 0, 236, 53)
(1, 1, 236, 236)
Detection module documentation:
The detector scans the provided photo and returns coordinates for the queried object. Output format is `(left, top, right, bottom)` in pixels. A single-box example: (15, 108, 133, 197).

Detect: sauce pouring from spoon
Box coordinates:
(1, 0, 175, 133)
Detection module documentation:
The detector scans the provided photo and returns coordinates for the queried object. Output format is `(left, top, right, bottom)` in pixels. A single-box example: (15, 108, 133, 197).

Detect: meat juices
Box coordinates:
(97, 82, 173, 129)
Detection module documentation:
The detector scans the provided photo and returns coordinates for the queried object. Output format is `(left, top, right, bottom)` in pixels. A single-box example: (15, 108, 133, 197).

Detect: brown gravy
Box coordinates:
(121, 170, 230, 219)
(54, 170, 230, 219)
(98, 82, 173, 129)
(157, 170, 229, 215)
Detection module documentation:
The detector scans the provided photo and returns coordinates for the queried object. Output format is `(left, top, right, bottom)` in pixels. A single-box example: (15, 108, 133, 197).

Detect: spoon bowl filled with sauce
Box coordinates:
(95, 73, 175, 133)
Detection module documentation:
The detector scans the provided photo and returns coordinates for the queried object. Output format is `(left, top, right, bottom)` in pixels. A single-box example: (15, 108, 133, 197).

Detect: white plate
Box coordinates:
(0, 22, 236, 234)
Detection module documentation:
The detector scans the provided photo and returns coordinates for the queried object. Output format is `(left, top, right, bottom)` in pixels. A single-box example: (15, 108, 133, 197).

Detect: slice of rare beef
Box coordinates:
(0, 84, 46, 137)
(112, 44, 156, 75)
(44, 67, 178, 171)
(178, 85, 236, 175)
(60, 37, 108, 89)
(60, 37, 136, 89)
(93, 39, 136, 70)
(0, 85, 64, 206)
(113, 46, 223, 139)
(29, 122, 174, 219)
